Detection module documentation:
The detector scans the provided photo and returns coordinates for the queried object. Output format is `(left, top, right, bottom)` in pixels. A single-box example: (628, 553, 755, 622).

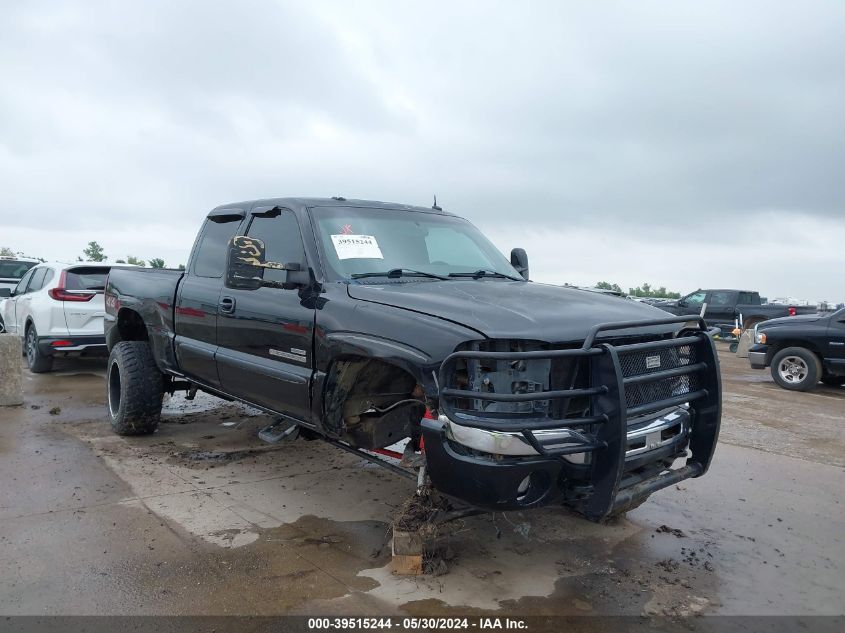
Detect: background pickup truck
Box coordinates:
(104, 197, 721, 520)
(748, 308, 845, 391)
(655, 288, 817, 332)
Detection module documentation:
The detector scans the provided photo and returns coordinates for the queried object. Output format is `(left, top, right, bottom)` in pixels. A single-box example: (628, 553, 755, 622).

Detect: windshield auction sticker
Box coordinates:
(331, 234, 384, 260)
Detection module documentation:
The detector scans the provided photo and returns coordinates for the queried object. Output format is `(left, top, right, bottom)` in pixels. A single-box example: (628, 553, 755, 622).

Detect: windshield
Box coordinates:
(0, 260, 37, 279)
(310, 206, 521, 281)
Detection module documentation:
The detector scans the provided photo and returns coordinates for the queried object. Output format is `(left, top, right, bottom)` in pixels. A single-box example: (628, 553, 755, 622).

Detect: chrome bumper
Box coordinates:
(443, 407, 690, 462)
(748, 351, 767, 369)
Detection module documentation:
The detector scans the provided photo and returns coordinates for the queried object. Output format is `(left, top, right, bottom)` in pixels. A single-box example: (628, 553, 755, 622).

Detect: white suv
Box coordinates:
(0, 262, 116, 372)
(0, 256, 40, 293)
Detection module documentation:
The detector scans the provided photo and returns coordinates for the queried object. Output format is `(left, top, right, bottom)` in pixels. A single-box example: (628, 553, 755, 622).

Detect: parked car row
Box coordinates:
(654, 288, 817, 331)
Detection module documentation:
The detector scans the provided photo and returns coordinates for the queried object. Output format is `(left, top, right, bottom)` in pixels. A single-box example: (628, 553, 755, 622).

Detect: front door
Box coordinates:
(826, 311, 845, 363)
(174, 215, 243, 388)
(216, 206, 314, 422)
(704, 290, 737, 328)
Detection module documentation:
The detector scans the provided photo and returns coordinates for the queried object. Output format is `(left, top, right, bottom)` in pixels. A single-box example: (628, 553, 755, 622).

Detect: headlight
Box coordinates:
(755, 330, 767, 344)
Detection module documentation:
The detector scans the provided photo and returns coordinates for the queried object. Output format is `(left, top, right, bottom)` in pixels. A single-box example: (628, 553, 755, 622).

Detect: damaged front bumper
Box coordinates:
(422, 316, 722, 520)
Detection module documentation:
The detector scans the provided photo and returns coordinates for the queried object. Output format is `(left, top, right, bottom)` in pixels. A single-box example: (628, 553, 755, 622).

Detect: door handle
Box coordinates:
(219, 296, 236, 314)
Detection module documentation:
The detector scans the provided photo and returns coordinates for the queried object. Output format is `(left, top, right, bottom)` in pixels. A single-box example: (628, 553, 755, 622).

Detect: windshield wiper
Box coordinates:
(448, 269, 522, 281)
(351, 268, 450, 281)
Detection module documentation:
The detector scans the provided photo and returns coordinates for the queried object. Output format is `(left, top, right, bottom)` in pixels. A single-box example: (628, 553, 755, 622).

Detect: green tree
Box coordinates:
(126, 255, 146, 267)
(177, 264, 186, 271)
(596, 281, 623, 293)
(149, 258, 166, 269)
(82, 241, 107, 262)
(115, 259, 126, 264)
(0, 246, 14, 257)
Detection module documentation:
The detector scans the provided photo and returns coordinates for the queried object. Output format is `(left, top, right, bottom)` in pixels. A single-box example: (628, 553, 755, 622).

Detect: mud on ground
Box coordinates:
(0, 346, 842, 617)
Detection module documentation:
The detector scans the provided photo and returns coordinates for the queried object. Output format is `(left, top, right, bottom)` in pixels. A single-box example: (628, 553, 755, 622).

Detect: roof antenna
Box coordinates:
(432, 194, 442, 211)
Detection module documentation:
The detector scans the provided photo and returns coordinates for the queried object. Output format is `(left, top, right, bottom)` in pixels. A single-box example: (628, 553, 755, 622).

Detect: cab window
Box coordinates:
(709, 291, 732, 306)
(194, 218, 241, 278)
(684, 290, 707, 306)
(245, 209, 305, 285)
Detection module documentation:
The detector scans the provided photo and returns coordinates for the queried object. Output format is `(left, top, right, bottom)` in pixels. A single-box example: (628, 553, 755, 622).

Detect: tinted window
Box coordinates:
(709, 291, 732, 306)
(27, 267, 49, 292)
(194, 219, 241, 278)
(0, 260, 37, 279)
(14, 269, 35, 295)
(246, 210, 305, 284)
(66, 267, 110, 290)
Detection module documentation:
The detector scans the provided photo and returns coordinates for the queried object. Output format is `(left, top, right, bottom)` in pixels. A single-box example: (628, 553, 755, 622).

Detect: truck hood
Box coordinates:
(347, 281, 682, 343)
(759, 314, 825, 329)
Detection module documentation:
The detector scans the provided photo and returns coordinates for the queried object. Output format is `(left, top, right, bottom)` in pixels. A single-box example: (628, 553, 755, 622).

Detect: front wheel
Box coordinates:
(25, 324, 53, 373)
(107, 341, 163, 435)
(771, 347, 821, 391)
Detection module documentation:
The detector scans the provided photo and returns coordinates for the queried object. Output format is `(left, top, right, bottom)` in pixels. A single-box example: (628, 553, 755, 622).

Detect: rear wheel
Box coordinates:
(25, 324, 53, 373)
(771, 347, 821, 391)
(107, 341, 163, 435)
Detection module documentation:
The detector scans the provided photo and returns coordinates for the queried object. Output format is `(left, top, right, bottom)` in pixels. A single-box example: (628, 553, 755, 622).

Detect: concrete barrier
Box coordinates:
(0, 334, 24, 406)
(736, 329, 753, 359)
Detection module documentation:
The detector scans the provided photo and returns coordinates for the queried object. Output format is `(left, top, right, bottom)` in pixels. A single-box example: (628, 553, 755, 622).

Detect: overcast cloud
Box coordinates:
(1, 0, 843, 301)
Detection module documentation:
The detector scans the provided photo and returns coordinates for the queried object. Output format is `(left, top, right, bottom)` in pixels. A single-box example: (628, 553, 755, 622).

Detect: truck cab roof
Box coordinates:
(209, 197, 457, 218)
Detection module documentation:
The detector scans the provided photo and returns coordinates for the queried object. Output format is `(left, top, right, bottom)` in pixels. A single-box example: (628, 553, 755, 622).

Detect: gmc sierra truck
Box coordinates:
(103, 197, 721, 520)
(656, 288, 816, 332)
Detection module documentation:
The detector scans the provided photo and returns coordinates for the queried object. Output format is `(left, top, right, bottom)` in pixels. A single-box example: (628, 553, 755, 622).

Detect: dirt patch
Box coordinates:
(655, 524, 686, 538)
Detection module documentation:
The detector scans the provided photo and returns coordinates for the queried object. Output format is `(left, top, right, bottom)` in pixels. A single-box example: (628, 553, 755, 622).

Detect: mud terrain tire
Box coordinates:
(107, 341, 163, 435)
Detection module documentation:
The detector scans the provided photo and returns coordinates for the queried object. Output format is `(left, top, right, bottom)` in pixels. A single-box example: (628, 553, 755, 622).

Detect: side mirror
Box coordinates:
(510, 248, 529, 281)
(227, 235, 266, 290)
(0, 288, 10, 298)
(226, 236, 310, 290)
(678, 300, 687, 307)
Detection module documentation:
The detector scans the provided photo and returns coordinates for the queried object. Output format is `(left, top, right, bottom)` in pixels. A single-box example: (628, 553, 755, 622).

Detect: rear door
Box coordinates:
(15, 267, 48, 334)
(4, 268, 36, 334)
(61, 266, 109, 335)
(216, 206, 314, 421)
(174, 212, 244, 388)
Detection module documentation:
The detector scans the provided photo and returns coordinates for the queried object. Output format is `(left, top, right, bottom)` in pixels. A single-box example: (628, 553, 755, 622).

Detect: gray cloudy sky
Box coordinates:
(1, 1, 843, 301)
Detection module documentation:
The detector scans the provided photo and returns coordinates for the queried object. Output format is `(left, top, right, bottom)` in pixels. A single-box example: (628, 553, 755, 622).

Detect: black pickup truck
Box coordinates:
(748, 309, 845, 391)
(103, 197, 721, 520)
(656, 289, 816, 332)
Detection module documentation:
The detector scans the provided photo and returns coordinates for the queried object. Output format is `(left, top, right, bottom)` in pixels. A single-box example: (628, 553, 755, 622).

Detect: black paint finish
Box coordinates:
(104, 197, 723, 513)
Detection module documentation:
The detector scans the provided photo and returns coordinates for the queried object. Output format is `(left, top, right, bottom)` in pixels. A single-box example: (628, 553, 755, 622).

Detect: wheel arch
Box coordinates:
(320, 354, 427, 448)
(106, 307, 149, 351)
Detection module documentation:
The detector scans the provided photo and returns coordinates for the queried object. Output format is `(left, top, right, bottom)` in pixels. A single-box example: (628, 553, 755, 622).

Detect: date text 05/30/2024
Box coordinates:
(307, 618, 528, 630)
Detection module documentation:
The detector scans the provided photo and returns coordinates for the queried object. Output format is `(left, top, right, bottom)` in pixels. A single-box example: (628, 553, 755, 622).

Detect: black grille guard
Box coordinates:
(436, 315, 722, 519)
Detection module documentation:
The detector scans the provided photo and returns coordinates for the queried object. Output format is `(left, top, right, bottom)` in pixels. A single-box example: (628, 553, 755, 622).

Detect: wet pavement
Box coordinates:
(0, 346, 842, 616)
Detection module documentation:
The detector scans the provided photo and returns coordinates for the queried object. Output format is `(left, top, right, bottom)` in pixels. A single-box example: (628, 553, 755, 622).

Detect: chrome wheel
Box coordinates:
(778, 356, 808, 384)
